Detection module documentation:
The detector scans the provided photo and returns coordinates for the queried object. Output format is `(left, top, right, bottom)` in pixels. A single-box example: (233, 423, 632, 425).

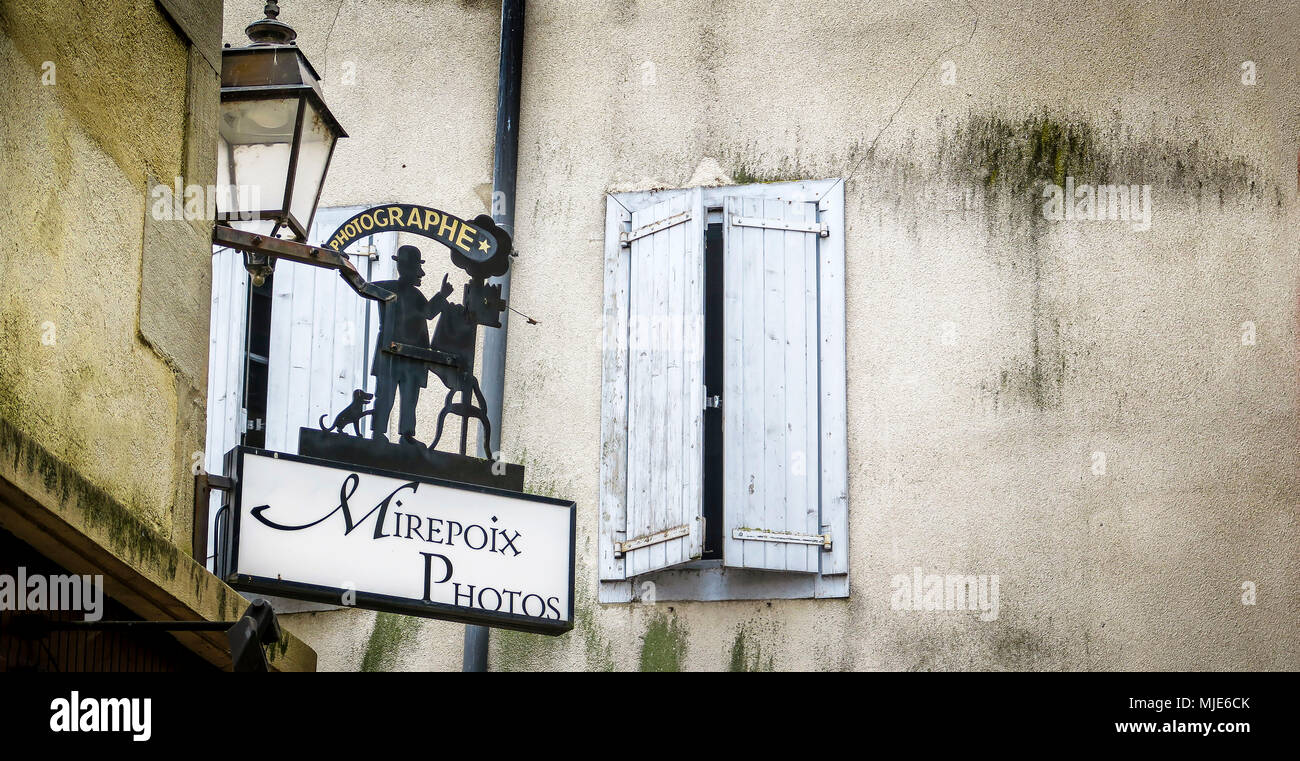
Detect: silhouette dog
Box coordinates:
(319, 389, 374, 436)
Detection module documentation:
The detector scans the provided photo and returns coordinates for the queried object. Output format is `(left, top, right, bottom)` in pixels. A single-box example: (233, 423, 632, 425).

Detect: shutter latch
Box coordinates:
(730, 215, 828, 238)
(705, 394, 721, 410)
(732, 527, 832, 550)
(620, 210, 693, 247)
(614, 523, 692, 557)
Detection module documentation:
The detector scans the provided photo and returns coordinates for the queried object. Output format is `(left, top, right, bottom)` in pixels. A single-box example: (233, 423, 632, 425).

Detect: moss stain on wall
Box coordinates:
(492, 566, 614, 671)
(727, 160, 810, 186)
(638, 610, 686, 671)
(0, 417, 182, 580)
(726, 615, 781, 671)
(360, 612, 421, 672)
(493, 623, 565, 671)
(936, 109, 1272, 211)
(925, 109, 1273, 417)
(727, 629, 775, 672)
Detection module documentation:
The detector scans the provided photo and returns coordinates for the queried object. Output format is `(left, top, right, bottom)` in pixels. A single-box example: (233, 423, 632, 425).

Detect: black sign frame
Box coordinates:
(219, 446, 576, 636)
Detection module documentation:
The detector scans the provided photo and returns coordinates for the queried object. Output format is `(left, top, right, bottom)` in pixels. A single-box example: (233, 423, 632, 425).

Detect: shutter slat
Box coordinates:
(644, 198, 665, 574)
(783, 200, 811, 572)
(685, 190, 705, 576)
(599, 200, 632, 580)
(802, 199, 821, 572)
(329, 240, 359, 434)
(279, 252, 314, 450)
(663, 193, 684, 569)
(264, 253, 293, 449)
(722, 197, 747, 569)
(309, 241, 337, 441)
(762, 197, 787, 570)
(740, 196, 766, 568)
(816, 183, 849, 579)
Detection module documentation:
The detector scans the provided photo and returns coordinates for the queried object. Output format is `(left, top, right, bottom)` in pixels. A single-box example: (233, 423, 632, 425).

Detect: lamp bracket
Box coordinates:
(212, 224, 395, 302)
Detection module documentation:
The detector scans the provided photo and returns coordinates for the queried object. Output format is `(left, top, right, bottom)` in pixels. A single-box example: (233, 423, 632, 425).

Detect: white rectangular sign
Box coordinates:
(221, 448, 575, 634)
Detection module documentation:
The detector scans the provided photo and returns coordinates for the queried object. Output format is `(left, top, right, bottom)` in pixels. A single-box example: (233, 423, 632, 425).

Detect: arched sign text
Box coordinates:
(325, 204, 500, 264)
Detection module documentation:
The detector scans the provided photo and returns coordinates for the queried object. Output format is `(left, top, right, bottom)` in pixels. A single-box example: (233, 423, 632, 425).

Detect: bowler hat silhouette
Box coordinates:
(393, 245, 425, 264)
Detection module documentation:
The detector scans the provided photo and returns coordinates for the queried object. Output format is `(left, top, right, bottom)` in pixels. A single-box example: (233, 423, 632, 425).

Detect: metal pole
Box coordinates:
(464, 0, 525, 673)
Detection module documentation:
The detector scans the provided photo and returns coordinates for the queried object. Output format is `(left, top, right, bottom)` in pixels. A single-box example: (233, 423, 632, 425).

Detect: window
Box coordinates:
(599, 180, 848, 602)
(240, 275, 272, 448)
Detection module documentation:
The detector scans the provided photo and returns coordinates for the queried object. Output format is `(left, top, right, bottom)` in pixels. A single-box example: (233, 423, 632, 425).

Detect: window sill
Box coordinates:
(599, 561, 848, 603)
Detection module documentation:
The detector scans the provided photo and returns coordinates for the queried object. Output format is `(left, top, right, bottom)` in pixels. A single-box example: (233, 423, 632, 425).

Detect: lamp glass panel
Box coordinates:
(229, 219, 278, 237)
(287, 100, 337, 234)
(217, 97, 299, 218)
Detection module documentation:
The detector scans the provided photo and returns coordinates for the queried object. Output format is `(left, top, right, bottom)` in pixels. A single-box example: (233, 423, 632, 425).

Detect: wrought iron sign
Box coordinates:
(297, 204, 514, 470)
(216, 202, 574, 636)
(323, 205, 510, 280)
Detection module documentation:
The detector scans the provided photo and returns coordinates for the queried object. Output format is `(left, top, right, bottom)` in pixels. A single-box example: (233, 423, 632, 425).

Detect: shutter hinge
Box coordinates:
(614, 522, 692, 557)
(730, 215, 828, 238)
(731, 527, 831, 550)
(620, 210, 693, 247)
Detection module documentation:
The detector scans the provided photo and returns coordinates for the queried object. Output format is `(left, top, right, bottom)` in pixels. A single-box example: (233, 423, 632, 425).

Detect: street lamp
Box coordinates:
(217, 1, 347, 284)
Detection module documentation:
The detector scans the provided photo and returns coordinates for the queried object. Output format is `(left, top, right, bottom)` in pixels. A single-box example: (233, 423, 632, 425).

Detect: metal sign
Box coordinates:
(315, 204, 514, 455)
(219, 447, 575, 635)
(323, 205, 511, 279)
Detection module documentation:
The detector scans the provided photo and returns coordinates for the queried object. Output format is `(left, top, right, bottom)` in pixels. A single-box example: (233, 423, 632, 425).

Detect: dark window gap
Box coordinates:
(702, 221, 724, 559)
(242, 275, 273, 448)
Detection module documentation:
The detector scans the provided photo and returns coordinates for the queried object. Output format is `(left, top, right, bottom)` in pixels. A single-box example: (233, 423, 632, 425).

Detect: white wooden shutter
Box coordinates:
(264, 207, 397, 452)
(203, 247, 249, 569)
(722, 194, 835, 573)
(599, 191, 705, 579)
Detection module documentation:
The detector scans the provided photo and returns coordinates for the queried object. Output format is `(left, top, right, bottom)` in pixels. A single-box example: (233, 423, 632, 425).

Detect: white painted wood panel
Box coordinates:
(599, 199, 632, 580)
(723, 196, 821, 572)
(203, 246, 248, 569)
(621, 192, 704, 576)
(816, 182, 850, 578)
(785, 199, 813, 572)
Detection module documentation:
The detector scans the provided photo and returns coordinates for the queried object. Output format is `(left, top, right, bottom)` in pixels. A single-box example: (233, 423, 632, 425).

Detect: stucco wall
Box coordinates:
(1, 0, 209, 547)
(224, 0, 1299, 670)
(0, 1, 324, 669)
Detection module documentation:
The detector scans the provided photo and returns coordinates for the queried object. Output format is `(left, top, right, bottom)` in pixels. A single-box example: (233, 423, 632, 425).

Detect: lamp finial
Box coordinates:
(245, 1, 296, 45)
